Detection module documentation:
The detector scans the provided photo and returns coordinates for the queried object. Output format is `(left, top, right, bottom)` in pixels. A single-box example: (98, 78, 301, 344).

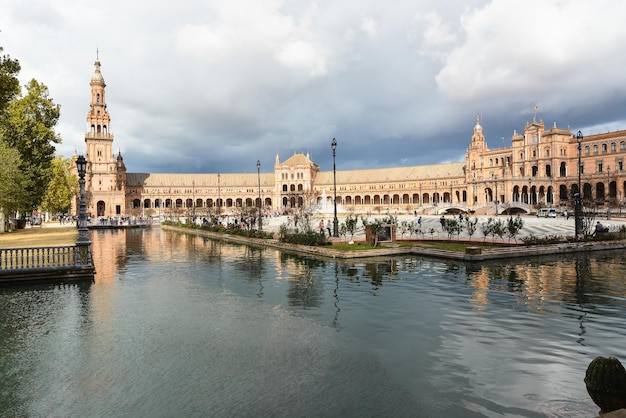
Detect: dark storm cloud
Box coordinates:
(1, 0, 626, 175)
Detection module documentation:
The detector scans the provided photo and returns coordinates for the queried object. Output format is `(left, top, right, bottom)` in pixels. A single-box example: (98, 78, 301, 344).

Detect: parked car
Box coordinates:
(537, 208, 557, 218)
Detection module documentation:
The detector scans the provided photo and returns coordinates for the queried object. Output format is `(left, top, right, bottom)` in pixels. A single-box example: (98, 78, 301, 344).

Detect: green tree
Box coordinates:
(0, 79, 62, 211)
(0, 141, 29, 213)
(0, 47, 21, 115)
(41, 156, 75, 216)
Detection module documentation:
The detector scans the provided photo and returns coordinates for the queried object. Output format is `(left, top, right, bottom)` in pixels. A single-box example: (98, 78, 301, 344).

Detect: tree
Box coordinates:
(41, 156, 75, 216)
(0, 47, 21, 115)
(464, 216, 478, 240)
(0, 141, 29, 214)
(0, 79, 62, 211)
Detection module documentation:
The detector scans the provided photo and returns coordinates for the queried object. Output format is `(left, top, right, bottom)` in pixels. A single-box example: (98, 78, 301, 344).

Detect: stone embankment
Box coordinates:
(161, 225, 626, 261)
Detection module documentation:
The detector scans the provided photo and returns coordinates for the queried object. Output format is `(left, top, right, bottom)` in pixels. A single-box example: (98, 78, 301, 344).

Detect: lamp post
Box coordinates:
(575, 130, 583, 239)
(331, 138, 339, 238)
(607, 165, 611, 220)
(472, 179, 476, 207)
(257, 160, 262, 231)
(492, 174, 498, 216)
(75, 155, 91, 264)
(217, 173, 221, 220)
(192, 180, 195, 224)
(419, 183, 422, 207)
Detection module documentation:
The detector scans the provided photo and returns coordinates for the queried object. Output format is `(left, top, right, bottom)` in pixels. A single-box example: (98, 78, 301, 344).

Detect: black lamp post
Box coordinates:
(492, 174, 498, 216)
(192, 180, 195, 223)
(75, 155, 91, 264)
(472, 179, 476, 206)
(419, 183, 422, 207)
(331, 138, 339, 238)
(575, 130, 583, 239)
(607, 165, 611, 220)
(217, 173, 221, 219)
(257, 160, 262, 231)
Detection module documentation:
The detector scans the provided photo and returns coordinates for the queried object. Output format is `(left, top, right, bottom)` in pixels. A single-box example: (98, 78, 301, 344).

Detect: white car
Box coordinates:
(537, 208, 557, 218)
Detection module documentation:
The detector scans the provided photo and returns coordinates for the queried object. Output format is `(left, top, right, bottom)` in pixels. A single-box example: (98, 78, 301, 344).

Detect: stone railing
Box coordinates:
(0, 245, 94, 282)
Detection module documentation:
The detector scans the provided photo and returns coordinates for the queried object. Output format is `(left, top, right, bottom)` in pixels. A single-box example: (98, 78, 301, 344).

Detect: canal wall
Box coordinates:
(161, 225, 626, 261)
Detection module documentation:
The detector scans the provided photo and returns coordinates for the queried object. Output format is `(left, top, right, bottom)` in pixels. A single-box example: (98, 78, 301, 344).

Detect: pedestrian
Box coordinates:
(319, 219, 324, 234)
(326, 220, 332, 236)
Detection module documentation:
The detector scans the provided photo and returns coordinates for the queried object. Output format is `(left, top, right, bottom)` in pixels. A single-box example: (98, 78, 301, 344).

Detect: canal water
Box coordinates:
(1, 228, 625, 417)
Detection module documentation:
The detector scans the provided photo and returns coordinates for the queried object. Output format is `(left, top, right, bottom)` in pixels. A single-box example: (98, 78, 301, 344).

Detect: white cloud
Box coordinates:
(435, 0, 626, 103)
(360, 16, 379, 38)
(2, 0, 626, 174)
(275, 40, 328, 77)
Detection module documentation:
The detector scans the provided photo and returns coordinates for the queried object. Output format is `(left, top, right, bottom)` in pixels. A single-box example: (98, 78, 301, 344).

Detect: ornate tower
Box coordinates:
(83, 57, 126, 218)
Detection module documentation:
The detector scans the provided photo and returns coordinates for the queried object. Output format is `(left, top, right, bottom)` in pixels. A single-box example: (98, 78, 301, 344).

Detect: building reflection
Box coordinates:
(464, 252, 626, 312)
(90, 229, 626, 320)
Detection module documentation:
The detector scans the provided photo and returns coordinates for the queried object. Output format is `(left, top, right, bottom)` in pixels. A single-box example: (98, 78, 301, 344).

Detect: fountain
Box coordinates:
(307, 189, 345, 214)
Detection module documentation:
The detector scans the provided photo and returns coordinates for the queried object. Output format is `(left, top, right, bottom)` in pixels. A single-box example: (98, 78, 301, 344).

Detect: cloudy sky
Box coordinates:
(2, 0, 626, 174)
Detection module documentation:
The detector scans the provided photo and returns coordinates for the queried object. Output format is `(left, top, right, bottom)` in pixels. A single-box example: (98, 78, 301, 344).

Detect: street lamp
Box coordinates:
(75, 155, 91, 265)
(192, 180, 195, 223)
(575, 130, 583, 239)
(492, 174, 498, 216)
(419, 183, 422, 207)
(217, 173, 221, 219)
(257, 160, 262, 231)
(472, 179, 476, 207)
(607, 165, 611, 220)
(528, 177, 532, 206)
(331, 138, 339, 238)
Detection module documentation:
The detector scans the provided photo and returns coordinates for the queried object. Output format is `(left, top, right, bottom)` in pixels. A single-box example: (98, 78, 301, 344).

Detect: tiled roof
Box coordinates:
(125, 161, 466, 189)
(315, 162, 466, 185)
(126, 172, 275, 188)
(281, 152, 317, 167)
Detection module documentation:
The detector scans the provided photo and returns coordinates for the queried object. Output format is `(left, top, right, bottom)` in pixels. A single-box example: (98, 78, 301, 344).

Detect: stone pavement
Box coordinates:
(39, 212, 626, 241)
(259, 213, 626, 241)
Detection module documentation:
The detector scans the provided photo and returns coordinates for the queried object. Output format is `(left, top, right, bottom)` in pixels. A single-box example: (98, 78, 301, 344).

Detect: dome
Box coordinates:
(91, 60, 105, 84)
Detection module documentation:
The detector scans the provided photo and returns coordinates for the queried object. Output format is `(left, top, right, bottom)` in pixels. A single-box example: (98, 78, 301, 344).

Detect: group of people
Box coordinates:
(319, 219, 333, 236)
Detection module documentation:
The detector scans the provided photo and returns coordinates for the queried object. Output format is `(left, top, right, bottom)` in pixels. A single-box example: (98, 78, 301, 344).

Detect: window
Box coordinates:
(611, 142, 617, 152)
(594, 145, 598, 155)
(585, 146, 590, 156)
(621, 141, 626, 151)
(602, 144, 607, 153)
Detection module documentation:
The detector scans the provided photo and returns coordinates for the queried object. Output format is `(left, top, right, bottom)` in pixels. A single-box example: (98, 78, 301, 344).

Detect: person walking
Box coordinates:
(319, 219, 325, 234)
(326, 220, 332, 236)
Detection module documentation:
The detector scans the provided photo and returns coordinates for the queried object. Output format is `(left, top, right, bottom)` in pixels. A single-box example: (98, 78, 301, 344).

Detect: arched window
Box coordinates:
(602, 144, 607, 153)
(612, 142, 617, 152)
(594, 145, 598, 155)
(585, 146, 590, 156)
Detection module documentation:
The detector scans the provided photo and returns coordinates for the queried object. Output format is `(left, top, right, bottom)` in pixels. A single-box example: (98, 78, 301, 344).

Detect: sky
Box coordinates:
(2, 0, 626, 175)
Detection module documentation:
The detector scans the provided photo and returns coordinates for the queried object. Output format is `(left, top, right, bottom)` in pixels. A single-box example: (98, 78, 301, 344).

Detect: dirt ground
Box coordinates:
(0, 225, 77, 248)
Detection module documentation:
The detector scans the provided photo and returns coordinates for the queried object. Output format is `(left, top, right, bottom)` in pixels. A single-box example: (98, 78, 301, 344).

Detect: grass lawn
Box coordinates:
(0, 225, 78, 248)
(332, 241, 500, 252)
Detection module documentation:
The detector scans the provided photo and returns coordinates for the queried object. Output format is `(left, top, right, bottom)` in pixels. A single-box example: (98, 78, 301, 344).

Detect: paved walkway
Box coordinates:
(259, 213, 626, 241)
(39, 212, 626, 242)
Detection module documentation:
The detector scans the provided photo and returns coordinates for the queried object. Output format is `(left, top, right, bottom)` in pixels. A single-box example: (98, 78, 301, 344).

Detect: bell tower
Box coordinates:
(83, 56, 126, 218)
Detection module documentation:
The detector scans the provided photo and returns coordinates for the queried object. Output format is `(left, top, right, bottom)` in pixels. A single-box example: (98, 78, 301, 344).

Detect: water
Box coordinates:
(1, 228, 625, 417)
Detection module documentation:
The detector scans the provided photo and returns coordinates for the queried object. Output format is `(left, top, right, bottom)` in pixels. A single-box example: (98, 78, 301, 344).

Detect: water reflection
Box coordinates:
(2, 228, 625, 417)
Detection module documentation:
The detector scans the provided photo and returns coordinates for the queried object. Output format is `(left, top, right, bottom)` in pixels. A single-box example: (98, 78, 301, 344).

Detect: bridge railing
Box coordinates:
(0, 245, 93, 271)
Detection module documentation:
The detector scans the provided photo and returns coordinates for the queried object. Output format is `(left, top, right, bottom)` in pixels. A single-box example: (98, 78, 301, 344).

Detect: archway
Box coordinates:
(97, 201, 106, 217)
